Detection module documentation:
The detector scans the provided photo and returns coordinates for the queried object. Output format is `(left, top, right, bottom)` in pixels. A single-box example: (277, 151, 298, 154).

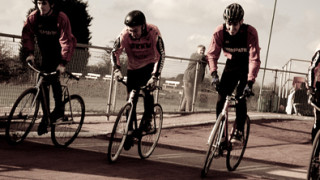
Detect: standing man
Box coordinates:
(308, 44, 320, 142)
(111, 10, 165, 150)
(22, 0, 76, 135)
(180, 45, 207, 112)
(207, 3, 261, 143)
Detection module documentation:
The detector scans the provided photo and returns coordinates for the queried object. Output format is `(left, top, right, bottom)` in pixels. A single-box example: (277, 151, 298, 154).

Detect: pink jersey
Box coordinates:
(207, 24, 261, 82)
(112, 24, 164, 73)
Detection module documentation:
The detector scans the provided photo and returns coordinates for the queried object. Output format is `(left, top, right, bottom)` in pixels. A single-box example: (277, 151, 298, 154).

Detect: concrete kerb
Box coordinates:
(78, 111, 314, 138)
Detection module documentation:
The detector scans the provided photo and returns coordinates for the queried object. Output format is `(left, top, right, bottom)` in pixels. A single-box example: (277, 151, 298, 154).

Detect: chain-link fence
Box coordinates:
(0, 33, 313, 119)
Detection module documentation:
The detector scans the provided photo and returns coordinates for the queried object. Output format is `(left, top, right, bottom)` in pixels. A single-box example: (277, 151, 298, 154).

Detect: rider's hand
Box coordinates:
(308, 87, 315, 96)
(211, 71, 219, 90)
(146, 75, 158, 90)
(56, 64, 66, 74)
(243, 81, 254, 96)
(308, 87, 316, 104)
(114, 69, 123, 81)
(26, 55, 35, 65)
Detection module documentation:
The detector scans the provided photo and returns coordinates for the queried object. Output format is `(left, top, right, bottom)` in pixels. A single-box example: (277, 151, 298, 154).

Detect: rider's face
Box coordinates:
(225, 19, 243, 36)
(37, 1, 53, 16)
(127, 25, 142, 39)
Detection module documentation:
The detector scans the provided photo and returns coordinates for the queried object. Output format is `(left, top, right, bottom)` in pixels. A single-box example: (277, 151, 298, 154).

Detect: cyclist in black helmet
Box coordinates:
(207, 3, 261, 144)
(111, 10, 165, 150)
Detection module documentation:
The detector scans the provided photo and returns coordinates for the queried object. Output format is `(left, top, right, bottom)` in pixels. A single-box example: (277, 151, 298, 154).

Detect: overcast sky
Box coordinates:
(1, 0, 320, 74)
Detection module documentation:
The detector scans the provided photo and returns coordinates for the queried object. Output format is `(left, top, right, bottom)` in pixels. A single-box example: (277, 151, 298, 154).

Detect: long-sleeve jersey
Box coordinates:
(308, 47, 320, 88)
(111, 23, 165, 77)
(206, 23, 260, 82)
(22, 10, 76, 64)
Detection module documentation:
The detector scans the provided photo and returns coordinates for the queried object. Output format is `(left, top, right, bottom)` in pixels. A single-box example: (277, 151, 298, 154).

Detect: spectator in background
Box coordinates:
(293, 82, 308, 116)
(180, 45, 207, 112)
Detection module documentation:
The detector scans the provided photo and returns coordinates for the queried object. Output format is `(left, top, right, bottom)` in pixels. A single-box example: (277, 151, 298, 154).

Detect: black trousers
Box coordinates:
(127, 63, 155, 121)
(39, 74, 63, 118)
(216, 70, 248, 132)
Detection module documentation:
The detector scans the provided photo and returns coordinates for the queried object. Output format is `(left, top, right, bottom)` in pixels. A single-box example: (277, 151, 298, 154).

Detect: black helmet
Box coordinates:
(223, 3, 244, 23)
(124, 10, 146, 27)
(34, 0, 55, 5)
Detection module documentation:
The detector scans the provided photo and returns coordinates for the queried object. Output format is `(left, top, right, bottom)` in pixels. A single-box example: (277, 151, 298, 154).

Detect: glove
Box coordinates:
(308, 87, 316, 104)
(243, 81, 254, 96)
(211, 71, 219, 90)
(26, 55, 35, 65)
(113, 69, 123, 81)
(308, 87, 315, 96)
(56, 64, 66, 74)
(146, 75, 158, 90)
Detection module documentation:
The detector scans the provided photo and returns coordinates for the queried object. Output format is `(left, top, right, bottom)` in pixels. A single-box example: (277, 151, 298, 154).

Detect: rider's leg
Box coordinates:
(50, 74, 64, 121)
(235, 75, 248, 132)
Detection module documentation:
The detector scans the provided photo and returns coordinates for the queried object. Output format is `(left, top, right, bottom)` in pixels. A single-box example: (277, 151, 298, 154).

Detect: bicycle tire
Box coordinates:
(307, 130, 320, 179)
(107, 103, 131, 163)
(201, 114, 225, 178)
(6, 88, 40, 145)
(51, 95, 85, 147)
(138, 104, 163, 159)
(226, 115, 250, 171)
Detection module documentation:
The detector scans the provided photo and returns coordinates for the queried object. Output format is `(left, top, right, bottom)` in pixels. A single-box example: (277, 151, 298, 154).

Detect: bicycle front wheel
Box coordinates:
(107, 104, 131, 163)
(51, 95, 85, 148)
(6, 88, 40, 145)
(226, 115, 250, 171)
(307, 130, 320, 179)
(138, 104, 163, 159)
(201, 114, 225, 178)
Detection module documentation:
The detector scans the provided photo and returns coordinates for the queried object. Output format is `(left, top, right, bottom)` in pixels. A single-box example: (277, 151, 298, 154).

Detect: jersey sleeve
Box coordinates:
(308, 50, 320, 88)
(206, 25, 224, 75)
(22, 11, 37, 56)
(247, 26, 261, 82)
(57, 12, 77, 64)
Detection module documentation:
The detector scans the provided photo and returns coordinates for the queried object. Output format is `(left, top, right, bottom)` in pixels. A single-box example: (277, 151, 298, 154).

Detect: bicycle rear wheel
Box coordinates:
(51, 95, 85, 147)
(138, 104, 163, 159)
(226, 115, 250, 171)
(307, 130, 320, 179)
(6, 88, 39, 145)
(201, 115, 225, 178)
(107, 104, 131, 163)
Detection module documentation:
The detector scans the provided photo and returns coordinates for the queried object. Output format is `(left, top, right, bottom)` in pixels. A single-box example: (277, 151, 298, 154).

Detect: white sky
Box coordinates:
(1, 0, 320, 75)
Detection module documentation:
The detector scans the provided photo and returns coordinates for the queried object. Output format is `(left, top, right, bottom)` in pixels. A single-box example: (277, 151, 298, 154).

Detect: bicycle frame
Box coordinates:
(208, 95, 236, 145)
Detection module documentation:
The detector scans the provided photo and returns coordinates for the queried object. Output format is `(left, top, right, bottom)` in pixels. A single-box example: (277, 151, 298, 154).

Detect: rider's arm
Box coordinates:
(152, 36, 165, 78)
(57, 12, 77, 65)
(111, 36, 124, 71)
(308, 50, 320, 88)
(206, 25, 223, 75)
(247, 25, 261, 83)
(22, 11, 37, 56)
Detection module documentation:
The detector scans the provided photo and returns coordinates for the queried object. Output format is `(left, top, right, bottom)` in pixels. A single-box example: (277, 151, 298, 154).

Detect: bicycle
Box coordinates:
(107, 79, 163, 163)
(5, 62, 85, 147)
(201, 92, 253, 178)
(307, 98, 320, 179)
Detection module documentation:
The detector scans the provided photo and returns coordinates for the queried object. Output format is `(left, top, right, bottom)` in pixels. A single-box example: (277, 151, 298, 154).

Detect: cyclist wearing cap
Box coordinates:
(207, 3, 261, 144)
(22, 0, 76, 135)
(111, 10, 165, 150)
(308, 44, 320, 142)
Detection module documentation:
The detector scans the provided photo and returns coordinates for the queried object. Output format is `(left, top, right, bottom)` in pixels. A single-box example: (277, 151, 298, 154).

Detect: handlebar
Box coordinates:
(117, 78, 162, 91)
(27, 62, 79, 81)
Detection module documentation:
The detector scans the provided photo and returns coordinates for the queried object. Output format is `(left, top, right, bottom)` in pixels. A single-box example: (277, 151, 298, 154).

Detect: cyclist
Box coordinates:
(111, 10, 165, 150)
(207, 3, 261, 144)
(22, 0, 76, 135)
(308, 44, 320, 142)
